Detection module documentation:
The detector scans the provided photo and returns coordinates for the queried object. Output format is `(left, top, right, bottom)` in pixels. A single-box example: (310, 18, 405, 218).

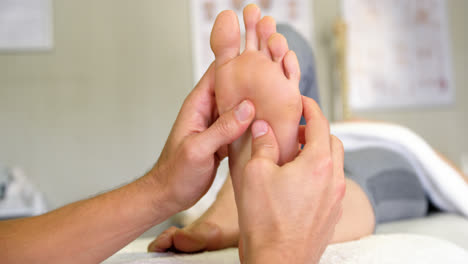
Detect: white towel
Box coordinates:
(105, 234, 468, 263)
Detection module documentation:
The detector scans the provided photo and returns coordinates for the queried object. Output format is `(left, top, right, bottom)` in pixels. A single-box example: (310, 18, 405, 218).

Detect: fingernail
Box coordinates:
(252, 120, 268, 139)
(235, 100, 252, 122)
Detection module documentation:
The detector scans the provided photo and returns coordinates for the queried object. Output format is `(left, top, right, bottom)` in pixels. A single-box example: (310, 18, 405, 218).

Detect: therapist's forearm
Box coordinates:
(0, 172, 174, 264)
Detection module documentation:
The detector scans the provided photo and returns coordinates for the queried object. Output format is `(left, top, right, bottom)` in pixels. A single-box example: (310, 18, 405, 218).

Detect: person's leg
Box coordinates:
(332, 178, 375, 243)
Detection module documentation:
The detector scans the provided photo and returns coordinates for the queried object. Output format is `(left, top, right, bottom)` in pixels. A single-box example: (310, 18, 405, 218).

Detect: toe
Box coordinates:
(243, 4, 261, 50)
(148, 226, 178, 252)
(210, 10, 240, 67)
(268, 33, 289, 62)
(283, 50, 301, 82)
(256, 16, 276, 57)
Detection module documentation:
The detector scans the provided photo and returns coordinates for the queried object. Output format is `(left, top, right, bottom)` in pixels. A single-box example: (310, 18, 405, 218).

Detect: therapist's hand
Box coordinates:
(147, 63, 255, 215)
(233, 96, 346, 264)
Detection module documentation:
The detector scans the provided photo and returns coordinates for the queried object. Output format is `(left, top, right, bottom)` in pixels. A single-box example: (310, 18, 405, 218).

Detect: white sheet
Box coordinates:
(104, 234, 468, 263)
(377, 213, 468, 251)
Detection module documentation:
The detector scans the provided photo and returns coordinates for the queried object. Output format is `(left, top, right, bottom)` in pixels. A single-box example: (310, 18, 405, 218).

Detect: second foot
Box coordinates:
(148, 221, 239, 253)
(148, 177, 240, 253)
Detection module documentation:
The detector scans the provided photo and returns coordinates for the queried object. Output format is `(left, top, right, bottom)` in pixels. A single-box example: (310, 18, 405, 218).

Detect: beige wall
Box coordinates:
(0, 0, 467, 235)
(0, 1, 193, 211)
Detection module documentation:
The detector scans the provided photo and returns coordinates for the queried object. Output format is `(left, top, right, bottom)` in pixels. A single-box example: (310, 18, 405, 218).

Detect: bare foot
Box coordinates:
(148, 4, 303, 253)
(212, 5, 302, 182)
(148, 178, 239, 252)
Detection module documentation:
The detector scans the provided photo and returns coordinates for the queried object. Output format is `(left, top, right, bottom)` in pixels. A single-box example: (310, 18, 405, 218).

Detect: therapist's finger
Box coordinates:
(330, 135, 346, 200)
(194, 100, 255, 155)
(250, 120, 280, 164)
(300, 96, 331, 158)
(190, 62, 215, 94)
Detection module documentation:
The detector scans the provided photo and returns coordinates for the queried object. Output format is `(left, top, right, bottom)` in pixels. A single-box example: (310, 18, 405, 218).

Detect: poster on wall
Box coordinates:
(0, 0, 53, 51)
(190, 0, 313, 84)
(343, 0, 454, 110)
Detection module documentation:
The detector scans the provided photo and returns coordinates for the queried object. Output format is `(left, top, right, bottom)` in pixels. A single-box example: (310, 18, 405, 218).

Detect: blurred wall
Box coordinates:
(0, 0, 467, 236)
(0, 0, 193, 231)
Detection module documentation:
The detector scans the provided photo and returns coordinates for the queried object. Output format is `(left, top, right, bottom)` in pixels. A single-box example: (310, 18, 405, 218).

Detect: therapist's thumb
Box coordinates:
(250, 120, 280, 164)
(196, 100, 255, 155)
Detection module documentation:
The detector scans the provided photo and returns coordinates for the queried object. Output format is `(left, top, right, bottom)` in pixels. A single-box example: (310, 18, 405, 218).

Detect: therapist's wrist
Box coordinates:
(133, 168, 180, 223)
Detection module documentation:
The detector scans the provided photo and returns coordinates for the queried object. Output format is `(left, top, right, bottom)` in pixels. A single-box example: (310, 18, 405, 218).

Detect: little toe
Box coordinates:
(243, 4, 261, 51)
(210, 10, 241, 67)
(283, 50, 301, 82)
(256, 16, 276, 57)
(268, 33, 289, 63)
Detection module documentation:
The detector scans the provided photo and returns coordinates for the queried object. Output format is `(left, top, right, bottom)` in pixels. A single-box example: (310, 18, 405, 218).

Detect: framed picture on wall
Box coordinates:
(342, 0, 454, 110)
(0, 0, 53, 51)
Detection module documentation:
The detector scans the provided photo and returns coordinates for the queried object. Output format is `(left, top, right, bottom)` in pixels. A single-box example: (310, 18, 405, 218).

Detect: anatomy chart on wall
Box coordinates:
(343, 0, 454, 110)
(190, 0, 313, 84)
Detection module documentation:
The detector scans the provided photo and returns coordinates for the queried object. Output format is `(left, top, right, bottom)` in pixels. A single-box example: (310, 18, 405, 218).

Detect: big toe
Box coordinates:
(173, 222, 223, 252)
(210, 10, 241, 67)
